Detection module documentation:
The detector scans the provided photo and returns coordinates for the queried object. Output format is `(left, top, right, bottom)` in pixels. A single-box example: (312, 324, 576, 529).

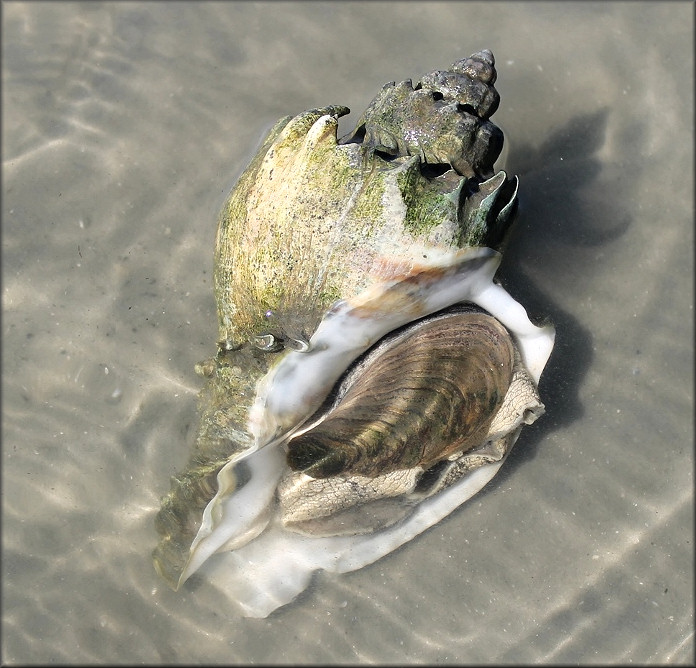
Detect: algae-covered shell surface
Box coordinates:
(153, 50, 555, 618)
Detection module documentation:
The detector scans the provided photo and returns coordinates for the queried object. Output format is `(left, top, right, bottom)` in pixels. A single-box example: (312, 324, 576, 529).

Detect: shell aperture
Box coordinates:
(153, 50, 556, 617)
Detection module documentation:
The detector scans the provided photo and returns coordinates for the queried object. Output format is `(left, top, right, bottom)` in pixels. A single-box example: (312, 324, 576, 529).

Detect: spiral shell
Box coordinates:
(153, 50, 556, 617)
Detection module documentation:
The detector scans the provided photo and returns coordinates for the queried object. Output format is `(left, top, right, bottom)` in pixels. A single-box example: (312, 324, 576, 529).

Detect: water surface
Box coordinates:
(2, 2, 693, 663)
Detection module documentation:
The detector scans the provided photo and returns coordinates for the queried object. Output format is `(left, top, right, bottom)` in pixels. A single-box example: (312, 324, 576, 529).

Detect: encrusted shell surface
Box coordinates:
(153, 50, 556, 617)
(214, 108, 507, 350)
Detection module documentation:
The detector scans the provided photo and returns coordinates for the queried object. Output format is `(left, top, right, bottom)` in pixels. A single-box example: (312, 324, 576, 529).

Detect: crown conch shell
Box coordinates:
(153, 50, 555, 618)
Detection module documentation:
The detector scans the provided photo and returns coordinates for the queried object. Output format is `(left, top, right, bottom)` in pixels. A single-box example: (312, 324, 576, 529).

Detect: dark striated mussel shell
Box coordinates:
(287, 309, 514, 478)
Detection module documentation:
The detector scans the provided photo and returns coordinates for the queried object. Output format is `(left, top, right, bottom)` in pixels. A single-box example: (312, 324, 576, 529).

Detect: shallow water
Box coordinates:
(2, 1, 693, 663)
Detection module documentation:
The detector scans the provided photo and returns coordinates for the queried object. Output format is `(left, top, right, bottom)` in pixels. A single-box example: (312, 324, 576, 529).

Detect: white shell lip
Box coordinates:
(176, 247, 556, 605)
(200, 460, 509, 618)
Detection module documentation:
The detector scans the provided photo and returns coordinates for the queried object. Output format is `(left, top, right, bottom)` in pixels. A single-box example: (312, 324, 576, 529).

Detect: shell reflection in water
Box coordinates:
(153, 50, 556, 617)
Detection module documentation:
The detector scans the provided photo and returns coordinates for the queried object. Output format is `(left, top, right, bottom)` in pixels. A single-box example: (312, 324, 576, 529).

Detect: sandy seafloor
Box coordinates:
(2, 1, 693, 664)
